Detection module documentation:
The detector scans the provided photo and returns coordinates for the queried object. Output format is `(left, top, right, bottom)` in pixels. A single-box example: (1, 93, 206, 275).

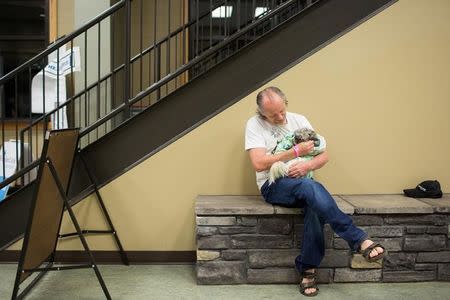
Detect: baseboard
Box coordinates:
(0, 250, 196, 264)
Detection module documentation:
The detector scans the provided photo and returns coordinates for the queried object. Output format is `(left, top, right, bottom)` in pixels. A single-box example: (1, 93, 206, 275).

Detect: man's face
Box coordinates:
(261, 94, 287, 125)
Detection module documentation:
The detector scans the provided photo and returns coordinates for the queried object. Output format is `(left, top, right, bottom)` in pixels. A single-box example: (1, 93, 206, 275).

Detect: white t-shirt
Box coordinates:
(245, 112, 314, 190)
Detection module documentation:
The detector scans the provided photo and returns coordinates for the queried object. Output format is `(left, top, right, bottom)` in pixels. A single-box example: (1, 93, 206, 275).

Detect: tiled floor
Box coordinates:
(0, 264, 449, 299)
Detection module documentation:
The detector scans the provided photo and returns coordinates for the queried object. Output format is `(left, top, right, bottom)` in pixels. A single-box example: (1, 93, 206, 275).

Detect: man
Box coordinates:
(245, 87, 384, 297)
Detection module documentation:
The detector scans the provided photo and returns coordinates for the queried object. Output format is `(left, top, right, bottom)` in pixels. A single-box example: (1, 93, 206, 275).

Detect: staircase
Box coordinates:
(0, 0, 395, 251)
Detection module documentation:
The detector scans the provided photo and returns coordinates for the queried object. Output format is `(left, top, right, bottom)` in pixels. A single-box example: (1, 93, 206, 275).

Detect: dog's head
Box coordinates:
(294, 128, 319, 146)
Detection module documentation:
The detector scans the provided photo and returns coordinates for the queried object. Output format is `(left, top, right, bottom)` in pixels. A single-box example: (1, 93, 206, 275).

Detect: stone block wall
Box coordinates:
(195, 195, 450, 284)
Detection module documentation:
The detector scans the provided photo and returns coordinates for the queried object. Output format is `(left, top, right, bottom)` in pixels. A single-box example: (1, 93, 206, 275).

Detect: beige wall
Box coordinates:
(9, 0, 450, 251)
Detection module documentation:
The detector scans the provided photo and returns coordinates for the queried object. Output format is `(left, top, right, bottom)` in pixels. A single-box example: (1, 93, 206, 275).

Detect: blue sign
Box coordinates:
(0, 176, 10, 202)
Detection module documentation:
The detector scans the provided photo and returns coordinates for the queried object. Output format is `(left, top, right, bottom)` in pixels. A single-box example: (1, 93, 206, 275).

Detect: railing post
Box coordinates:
(124, 0, 132, 117)
(19, 129, 24, 186)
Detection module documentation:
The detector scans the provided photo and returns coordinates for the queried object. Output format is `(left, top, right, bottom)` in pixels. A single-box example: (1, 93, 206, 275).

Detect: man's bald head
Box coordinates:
(256, 87, 288, 125)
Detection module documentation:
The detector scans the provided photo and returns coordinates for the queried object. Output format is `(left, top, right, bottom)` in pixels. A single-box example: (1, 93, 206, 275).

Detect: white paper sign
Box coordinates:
(0, 140, 21, 179)
(31, 46, 81, 129)
(0, 140, 36, 201)
(44, 47, 81, 78)
(0, 140, 19, 201)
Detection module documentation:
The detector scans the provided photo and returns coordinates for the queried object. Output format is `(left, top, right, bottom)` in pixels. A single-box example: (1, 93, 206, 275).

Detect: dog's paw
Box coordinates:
(269, 162, 288, 184)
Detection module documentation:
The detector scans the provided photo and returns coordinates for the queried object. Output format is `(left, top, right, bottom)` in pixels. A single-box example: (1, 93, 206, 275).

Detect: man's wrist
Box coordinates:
(307, 160, 314, 171)
(293, 145, 299, 157)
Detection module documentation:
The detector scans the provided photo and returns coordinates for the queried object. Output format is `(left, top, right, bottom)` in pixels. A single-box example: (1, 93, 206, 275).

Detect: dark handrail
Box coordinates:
(0, 160, 39, 191)
(80, 0, 300, 136)
(0, 0, 125, 85)
(129, 0, 300, 106)
(16, 0, 229, 136)
(19, 0, 283, 138)
(129, 0, 228, 65)
(0, 0, 127, 191)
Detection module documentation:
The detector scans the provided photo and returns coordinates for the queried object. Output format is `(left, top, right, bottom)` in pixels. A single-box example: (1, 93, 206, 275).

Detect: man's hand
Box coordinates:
(288, 151, 329, 178)
(296, 141, 314, 156)
(288, 160, 311, 178)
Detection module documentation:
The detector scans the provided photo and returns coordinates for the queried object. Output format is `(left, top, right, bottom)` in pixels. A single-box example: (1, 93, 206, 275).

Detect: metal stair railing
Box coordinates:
(0, 0, 128, 193)
(0, 0, 319, 194)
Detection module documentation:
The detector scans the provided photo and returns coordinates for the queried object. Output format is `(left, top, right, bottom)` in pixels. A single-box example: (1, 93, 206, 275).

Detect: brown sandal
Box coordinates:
(360, 242, 386, 262)
(299, 269, 319, 297)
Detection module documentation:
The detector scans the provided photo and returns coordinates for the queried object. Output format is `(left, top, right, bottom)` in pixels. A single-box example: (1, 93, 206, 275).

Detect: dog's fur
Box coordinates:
(268, 128, 325, 184)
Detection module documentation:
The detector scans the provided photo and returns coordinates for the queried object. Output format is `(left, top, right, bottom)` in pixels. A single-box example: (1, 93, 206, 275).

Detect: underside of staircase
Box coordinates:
(0, 0, 395, 252)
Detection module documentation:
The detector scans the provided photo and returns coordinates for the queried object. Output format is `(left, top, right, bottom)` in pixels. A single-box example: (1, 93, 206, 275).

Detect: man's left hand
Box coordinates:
(288, 161, 311, 178)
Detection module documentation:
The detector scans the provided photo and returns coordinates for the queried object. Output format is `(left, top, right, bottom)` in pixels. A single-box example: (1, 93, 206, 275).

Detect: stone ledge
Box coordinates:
(340, 194, 435, 214)
(195, 195, 450, 285)
(196, 195, 355, 216)
(196, 195, 274, 215)
(197, 194, 450, 216)
(333, 196, 355, 214)
(417, 195, 450, 213)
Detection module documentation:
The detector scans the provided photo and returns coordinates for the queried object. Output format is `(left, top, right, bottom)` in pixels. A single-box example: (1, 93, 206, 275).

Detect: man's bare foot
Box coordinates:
(360, 239, 384, 260)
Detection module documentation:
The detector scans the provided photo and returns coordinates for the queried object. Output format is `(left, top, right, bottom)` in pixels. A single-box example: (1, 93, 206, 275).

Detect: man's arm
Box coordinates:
(248, 141, 315, 172)
(287, 151, 329, 178)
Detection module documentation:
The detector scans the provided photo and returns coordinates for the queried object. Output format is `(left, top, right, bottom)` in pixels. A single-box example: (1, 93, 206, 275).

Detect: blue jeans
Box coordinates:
(260, 177, 367, 273)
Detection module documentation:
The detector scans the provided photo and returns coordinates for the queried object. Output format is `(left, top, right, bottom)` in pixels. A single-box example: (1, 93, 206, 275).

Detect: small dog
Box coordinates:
(268, 128, 326, 184)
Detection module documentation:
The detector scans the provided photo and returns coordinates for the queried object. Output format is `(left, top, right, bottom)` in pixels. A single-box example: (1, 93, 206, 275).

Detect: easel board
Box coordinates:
(18, 129, 79, 282)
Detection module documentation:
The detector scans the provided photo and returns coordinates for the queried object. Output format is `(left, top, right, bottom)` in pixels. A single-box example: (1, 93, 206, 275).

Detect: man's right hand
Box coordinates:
(297, 141, 314, 156)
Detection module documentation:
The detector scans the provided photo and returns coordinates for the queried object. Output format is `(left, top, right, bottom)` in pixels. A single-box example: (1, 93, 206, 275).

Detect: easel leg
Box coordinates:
(11, 272, 20, 300)
(79, 151, 129, 265)
(12, 261, 53, 300)
(47, 159, 111, 300)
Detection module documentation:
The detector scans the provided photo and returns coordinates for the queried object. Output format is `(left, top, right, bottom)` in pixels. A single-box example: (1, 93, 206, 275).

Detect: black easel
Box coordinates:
(11, 129, 126, 299)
